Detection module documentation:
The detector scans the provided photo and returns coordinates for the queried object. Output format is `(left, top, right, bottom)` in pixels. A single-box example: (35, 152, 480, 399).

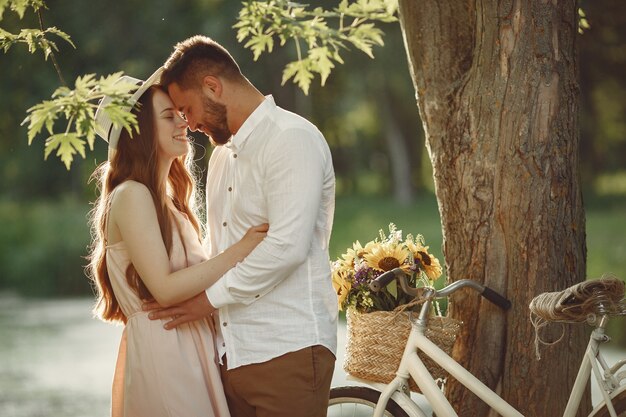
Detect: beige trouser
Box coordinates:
(220, 345, 335, 417)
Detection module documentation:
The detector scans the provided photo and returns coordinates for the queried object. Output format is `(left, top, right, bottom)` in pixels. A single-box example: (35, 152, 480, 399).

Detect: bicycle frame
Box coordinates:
(372, 311, 621, 417)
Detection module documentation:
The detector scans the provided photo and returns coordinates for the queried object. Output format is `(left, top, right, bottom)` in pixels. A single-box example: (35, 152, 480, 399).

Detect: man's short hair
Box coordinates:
(161, 35, 243, 90)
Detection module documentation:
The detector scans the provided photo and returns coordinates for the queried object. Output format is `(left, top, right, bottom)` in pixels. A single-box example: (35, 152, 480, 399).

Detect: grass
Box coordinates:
(331, 193, 626, 282)
(0, 197, 92, 296)
(585, 205, 626, 281)
(331, 193, 626, 346)
(330, 194, 444, 262)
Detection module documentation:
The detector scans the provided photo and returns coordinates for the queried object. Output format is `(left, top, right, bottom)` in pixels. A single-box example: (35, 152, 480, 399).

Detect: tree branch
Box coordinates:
(37, 8, 66, 86)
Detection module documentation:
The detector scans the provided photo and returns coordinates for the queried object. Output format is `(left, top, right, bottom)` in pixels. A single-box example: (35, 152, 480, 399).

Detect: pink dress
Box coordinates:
(106, 211, 230, 417)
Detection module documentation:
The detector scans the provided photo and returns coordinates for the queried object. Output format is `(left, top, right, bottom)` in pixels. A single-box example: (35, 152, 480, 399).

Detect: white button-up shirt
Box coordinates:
(204, 95, 337, 370)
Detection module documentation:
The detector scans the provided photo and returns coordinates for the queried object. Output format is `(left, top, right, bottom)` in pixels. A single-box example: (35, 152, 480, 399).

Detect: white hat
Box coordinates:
(94, 67, 164, 160)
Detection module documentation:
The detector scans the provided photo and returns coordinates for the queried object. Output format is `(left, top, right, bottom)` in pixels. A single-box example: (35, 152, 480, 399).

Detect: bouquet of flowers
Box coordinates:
(331, 223, 443, 312)
(333, 224, 458, 390)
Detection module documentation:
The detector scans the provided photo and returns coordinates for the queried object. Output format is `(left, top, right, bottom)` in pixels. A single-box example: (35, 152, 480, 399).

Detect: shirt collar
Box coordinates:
(227, 95, 276, 152)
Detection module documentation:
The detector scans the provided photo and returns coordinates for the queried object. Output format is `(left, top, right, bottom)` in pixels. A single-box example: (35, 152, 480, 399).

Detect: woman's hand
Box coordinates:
(245, 223, 269, 239)
(242, 223, 269, 246)
(232, 223, 269, 261)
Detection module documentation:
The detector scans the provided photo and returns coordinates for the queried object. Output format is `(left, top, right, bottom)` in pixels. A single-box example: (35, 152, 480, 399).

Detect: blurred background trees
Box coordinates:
(0, 0, 623, 297)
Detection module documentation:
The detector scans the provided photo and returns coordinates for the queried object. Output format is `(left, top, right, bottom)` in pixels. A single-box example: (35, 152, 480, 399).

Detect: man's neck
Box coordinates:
(226, 82, 266, 135)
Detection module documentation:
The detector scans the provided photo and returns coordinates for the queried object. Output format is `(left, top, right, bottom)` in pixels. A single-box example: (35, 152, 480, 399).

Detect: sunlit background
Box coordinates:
(0, 1, 624, 416)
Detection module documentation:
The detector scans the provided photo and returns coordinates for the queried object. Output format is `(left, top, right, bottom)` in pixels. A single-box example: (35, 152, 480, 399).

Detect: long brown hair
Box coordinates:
(87, 86, 202, 323)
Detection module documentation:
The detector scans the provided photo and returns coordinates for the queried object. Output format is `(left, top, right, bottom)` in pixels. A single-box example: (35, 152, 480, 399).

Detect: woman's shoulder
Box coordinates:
(111, 180, 153, 211)
(114, 180, 151, 196)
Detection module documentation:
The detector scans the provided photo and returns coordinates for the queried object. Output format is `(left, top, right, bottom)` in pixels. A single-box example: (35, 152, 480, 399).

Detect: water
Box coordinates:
(0, 295, 623, 417)
(0, 295, 121, 417)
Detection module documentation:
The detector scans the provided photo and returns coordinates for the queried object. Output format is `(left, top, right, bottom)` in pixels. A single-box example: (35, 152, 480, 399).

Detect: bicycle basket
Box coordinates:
(344, 308, 461, 393)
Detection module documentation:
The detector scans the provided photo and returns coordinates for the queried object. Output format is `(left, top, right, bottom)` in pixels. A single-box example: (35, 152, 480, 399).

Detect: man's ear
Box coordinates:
(201, 75, 222, 99)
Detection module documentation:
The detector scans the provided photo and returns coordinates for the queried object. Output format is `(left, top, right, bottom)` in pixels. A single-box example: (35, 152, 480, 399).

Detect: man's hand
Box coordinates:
(143, 292, 216, 330)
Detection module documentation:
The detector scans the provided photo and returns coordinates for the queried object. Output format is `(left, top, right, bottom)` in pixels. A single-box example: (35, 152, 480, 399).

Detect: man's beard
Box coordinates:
(201, 95, 231, 146)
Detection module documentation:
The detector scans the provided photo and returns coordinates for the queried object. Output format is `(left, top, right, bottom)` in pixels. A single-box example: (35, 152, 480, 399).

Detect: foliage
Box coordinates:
(2, 0, 398, 167)
(331, 223, 442, 312)
(0, 0, 45, 19)
(0, 0, 73, 62)
(0, 0, 139, 169)
(0, 197, 92, 296)
(578, 0, 626, 182)
(578, 7, 591, 34)
(2, 0, 617, 182)
(0, 26, 74, 57)
(234, 0, 397, 94)
(22, 73, 141, 169)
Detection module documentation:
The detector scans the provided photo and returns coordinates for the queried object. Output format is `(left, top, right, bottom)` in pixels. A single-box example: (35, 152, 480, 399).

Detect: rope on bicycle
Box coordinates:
(529, 276, 625, 359)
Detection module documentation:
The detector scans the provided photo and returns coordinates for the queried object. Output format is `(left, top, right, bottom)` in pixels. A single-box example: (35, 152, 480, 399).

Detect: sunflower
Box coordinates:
(331, 223, 441, 312)
(341, 240, 377, 267)
(405, 239, 442, 281)
(341, 240, 363, 268)
(363, 242, 411, 273)
(332, 268, 352, 310)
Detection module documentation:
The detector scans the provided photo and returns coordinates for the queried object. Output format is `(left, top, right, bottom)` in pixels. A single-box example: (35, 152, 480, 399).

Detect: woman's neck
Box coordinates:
(157, 158, 174, 188)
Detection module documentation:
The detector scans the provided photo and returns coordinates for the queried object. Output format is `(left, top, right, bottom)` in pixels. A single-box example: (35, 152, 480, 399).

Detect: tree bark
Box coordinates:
(398, 1, 588, 416)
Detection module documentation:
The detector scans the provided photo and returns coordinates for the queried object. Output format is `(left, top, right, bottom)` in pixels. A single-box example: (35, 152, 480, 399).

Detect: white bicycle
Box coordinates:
(327, 268, 626, 417)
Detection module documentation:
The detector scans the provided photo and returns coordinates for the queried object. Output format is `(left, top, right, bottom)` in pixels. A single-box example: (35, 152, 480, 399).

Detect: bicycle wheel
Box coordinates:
(328, 386, 411, 417)
(588, 387, 626, 417)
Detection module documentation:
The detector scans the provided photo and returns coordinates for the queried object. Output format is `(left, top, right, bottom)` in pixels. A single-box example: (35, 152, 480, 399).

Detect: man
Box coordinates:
(147, 35, 337, 417)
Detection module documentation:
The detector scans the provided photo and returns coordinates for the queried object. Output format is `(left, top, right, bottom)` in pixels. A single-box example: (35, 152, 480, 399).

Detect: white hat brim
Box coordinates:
(94, 66, 164, 158)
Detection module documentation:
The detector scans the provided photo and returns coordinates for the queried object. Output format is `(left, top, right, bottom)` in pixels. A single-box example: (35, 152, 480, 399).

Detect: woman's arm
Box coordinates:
(110, 181, 267, 306)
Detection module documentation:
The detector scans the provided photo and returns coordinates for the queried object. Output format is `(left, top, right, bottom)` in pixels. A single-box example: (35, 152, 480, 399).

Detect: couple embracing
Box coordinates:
(87, 35, 337, 417)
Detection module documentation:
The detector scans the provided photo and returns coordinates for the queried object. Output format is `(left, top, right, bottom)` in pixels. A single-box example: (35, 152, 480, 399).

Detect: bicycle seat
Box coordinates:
(529, 277, 626, 323)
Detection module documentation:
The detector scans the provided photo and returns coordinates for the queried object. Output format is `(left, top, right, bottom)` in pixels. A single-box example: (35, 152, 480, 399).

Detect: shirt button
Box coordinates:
(228, 186, 232, 192)
(222, 222, 227, 227)
(222, 322, 228, 327)
(222, 342, 226, 347)
(233, 153, 238, 158)
(255, 294, 260, 298)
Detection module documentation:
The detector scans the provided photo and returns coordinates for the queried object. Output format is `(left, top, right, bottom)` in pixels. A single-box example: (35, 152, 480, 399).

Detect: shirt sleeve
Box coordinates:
(206, 126, 330, 308)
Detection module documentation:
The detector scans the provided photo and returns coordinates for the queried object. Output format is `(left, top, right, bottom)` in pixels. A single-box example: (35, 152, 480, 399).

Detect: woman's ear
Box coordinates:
(201, 75, 222, 99)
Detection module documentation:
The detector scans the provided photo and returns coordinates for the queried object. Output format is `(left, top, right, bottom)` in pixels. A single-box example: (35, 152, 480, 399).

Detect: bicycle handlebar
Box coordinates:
(481, 286, 512, 310)
(370, 268, 512, 311)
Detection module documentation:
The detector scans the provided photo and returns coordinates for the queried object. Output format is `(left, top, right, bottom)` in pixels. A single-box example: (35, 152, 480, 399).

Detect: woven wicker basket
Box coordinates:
(344, 308, 461, 392)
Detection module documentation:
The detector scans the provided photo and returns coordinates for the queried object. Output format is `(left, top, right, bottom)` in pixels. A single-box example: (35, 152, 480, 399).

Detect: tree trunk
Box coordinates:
(397, 1, 588, 416)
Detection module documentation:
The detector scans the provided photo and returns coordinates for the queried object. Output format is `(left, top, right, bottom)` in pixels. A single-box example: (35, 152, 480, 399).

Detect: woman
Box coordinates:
(87, 68, 266, 417)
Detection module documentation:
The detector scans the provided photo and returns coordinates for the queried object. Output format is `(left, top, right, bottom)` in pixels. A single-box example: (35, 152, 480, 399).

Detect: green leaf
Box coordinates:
(46, 26, 76, 49)
(308, 46, 335, 86)
(0, 0, 10, 19)
(235, 0, 397, 95)
(282, 59, 313, 95)
(10, 0, 30, 19)
(244, 33, 274, 61)
(104, 102, 138, 135)
(23, 72, 139, 168)
(23, 103, 50, 144)
(292, 64, 314, 95)
(387, 280, 398, 299)
(44, 133, 85, 170)
(0, 26, 74, 58)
